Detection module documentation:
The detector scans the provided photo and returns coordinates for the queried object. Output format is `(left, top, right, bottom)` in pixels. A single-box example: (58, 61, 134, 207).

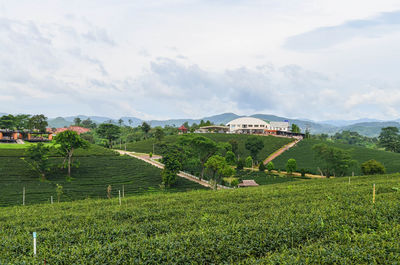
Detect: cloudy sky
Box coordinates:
(1, 0, 400, 121)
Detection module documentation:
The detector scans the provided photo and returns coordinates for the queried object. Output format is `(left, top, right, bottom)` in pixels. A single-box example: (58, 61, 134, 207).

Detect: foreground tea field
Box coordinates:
(1, 174, 399, 264)
(0, 146, 205, 206)
(273, 139, 400, 175)
(125, 133, 293, 162)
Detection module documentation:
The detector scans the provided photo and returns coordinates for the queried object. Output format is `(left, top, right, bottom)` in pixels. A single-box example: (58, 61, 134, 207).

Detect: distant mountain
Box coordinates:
(319, 118, 383, 127)
(0, 113, 7, 117)
(338, 121, 400, 137)
(64, 115, 116, 124)
(48, 117, 73, 128)
(120, 117, 142, 127)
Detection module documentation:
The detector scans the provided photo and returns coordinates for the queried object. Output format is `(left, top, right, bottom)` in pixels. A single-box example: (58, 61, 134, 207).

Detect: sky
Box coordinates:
(1, 0, 400, 121)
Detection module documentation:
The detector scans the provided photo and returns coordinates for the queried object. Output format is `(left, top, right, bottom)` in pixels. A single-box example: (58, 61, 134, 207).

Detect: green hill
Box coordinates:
(273, 139, 400, 175)
(0, 145, 204, 206)
(125, 133, 293, 162)
(1, 174, 400, 263)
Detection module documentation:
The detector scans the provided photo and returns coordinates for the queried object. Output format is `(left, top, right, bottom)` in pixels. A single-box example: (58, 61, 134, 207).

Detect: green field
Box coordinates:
(1, 174, 399, 263)
(0, 146, 205, 206)
(273, 139, 400, 175)
(125, 133, 293, 162)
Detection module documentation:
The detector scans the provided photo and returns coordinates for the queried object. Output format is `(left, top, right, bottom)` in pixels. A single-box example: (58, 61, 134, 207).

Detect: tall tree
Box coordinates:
(0, 114, 16, 129)
(312, 143, 357, 177)
(204, 155, 232, 189)
(154, 127, 165, 142)
(96, 123, 121, 148)
(118, 119, 124, 127)
(74, 117, 82, 126)
(378, 127, 400, 152)
(81, 118, 97, 129)
(291, 124, 300, 133)
(229, 139, 239, 155)
(189, 136, 218, 179)
(245, 137, 264, 160)
(141, 122, 151, 138)
(15, 114, 31, 130)
(28, 114, 48, 132)
(161, 151, 182, 187)
(22, 142, 52, 181)
(54, 130, 89, 177)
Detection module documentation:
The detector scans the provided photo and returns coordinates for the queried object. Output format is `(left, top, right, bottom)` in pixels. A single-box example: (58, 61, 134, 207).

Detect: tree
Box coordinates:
(56, 184, 63, 202)
(15, 114, 31, 130)
(291, 124, 300, 133)
(81, 118, 97, 129)
(54, 130, 89, 178)
(361, 160, 386, 175)
(154, 127, 165, 142)
(286, 158, 297, 174)
(245, 137, 264, 160)
(28, 114, 48, 132)
(229, 139, 239, 155)
(118, 119, 124, 127)
(141, 122, 151, 138)
(0, 114, 16, 129)
(245, 156, 253, 168)
(225, 151, 236, 165)
(266, 161, 274, 173)
(237, 158, 245, 170)
(378, 127, 400, 152)
(205, 155, 231, 189)
(128, 119, 133, 127)
(259, 162, 266, 172)
(23, 143, 52, 181)
(96, 123, 121, 148)
(312, 143, 357, 177)
(74, 117, 82, 126)
(189, 136, 218, 179)
(161, 152, 182, 187)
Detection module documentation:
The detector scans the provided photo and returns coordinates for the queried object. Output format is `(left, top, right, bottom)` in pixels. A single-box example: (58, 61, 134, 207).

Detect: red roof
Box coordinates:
(47, 126, 91, 135)
(178, 125, 187, 131)
(238, 180, 259, 187)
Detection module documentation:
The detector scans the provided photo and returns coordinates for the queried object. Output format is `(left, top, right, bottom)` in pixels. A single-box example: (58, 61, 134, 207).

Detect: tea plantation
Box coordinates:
(0, 145, 205, 206)
(125, 133, 293, 162)
(1, 173, 399, 264)
(273, 139, 400, 175)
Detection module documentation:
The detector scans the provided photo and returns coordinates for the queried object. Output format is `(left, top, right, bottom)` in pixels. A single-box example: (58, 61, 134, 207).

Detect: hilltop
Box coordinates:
(1, 173, 399, 263)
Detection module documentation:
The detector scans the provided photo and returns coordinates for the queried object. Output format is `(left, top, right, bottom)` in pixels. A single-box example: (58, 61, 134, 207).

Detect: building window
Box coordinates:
(248, 125, 253, 127)
(254, 125, 259, 127)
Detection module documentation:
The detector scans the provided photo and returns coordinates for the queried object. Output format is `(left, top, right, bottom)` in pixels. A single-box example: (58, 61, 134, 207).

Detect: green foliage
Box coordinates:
(149, 152, 153, 158)
(245, 156, 253, 168)
(286, 158, 297, 174)
(266, 161, 274, 172)
(96, 123, 121, 148)
(141, 122, 151, 137)
(361, 160, 386, 175)
(236, 158, 245, 170)
(332, 130, 377, 148)
(205, 155, 233, 189)
(273, 139, 400, 176)
(291, 123, 300, 133)
(259, 162, 266, 172)
(154, 127, 165, 142)
(161, 151, 182, 187)
(225, 150, 236, 165)
(229, 139, 239, 155)
(81, 118, 97, 129)
(23, 143, 52, 180)
(28, 114, 48, 132)
(245, 136, 265, 159)
(2, 174, 399, 263)
(56, 184, 63, 202)
(73, 117, 81, 126)
(54, 130, 89, 177)
(312, 144, 357, 178)
(378, 127, 400, 152)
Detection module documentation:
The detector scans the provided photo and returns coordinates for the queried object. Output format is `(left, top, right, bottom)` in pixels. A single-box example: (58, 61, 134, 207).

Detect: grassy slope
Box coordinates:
(1, 174, 400, 264)
(273, 139, 400, 175)
(125, 133, 293, 162)
(0, 146, 205, 206)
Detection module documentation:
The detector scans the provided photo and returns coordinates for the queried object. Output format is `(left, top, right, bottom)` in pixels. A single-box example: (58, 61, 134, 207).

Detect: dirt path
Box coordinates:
(263, 139, 301, 165)
(116, 150, 230, 189)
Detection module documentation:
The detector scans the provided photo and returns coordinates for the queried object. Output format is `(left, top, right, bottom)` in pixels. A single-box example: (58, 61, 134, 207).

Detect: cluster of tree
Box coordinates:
(0, 114, 48, 132)
(73, 117, 97, 129)
(332, 131, 378, 147)
(378, 127, 400, 153)
(22, 131, 89, 180)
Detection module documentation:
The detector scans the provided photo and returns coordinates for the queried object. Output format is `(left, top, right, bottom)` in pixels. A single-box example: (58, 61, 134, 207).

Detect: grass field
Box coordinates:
(273, 139, 400, 175)
(125, 134, 293, 162)
(0, 146, 205, 207)
(1, 173, 399, 264)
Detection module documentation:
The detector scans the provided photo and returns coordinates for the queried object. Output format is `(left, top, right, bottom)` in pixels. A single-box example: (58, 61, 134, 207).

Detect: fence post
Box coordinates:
(51, 196, 53, 204)
(122, 185, 125, 198)
(33, 232, 37, 256)
(23, 187, 25, 206)
(373, 184, 376, 204)
(119, 190, 121, 206)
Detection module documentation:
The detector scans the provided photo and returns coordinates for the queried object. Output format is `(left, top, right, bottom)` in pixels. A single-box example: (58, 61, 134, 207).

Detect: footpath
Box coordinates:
(116, 150, 231, 190)
(263, 138, 301, 165)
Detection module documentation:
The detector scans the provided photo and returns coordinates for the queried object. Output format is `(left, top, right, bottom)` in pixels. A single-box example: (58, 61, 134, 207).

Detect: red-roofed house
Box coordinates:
(178, 125, 188, 134)
(47, 126, 91, 135)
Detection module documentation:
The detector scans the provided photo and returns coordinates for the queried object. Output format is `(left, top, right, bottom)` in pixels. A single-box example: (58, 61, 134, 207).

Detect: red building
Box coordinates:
(178, 125, 188, 134)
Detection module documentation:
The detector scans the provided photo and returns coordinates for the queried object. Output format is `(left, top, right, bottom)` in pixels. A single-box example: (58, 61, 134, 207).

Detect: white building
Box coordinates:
(226, 117, 270, 134)
(226, 117, 290, 134)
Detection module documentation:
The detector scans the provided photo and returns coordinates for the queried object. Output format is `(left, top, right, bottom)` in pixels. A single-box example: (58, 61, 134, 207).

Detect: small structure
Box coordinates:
(238, 179, 259, 187)
(196, 125, 229, 133)
(178, 125, 188, 134)
(226, 117, 269, 134)
(0, 129, 52, 143)
(47, 126, 91, 135)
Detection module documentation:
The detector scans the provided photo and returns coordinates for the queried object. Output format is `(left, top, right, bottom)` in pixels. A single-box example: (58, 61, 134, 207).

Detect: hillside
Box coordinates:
(0, 145, 204, 206)
(1, 174, 399, 263)
(125, 133, 293, 162)
(272, 139, 400, 175)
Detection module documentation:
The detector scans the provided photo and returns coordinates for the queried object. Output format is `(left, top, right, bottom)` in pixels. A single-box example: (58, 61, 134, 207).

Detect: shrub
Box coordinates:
(361, 160, 386, 175)
(237, 158, 245, 170)
(225, 151, 236, 165)
(149, 152, 153, 158)
(300, 168, 306, 177)
(266, 161, 274, 172)
(245, 156, 253, 168)
(259, 162, 266, 172)
(286, 158, 297, 174)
